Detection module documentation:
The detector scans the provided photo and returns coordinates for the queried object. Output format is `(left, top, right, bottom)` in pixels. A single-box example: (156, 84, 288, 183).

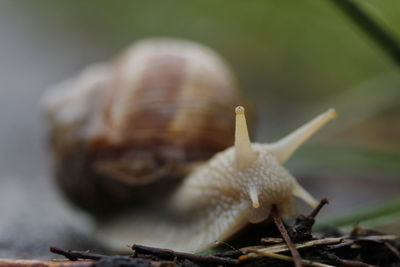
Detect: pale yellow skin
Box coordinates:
(98, 107, 336, 253)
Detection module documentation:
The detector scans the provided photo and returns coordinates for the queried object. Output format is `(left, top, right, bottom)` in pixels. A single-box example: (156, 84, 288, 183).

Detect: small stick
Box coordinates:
(327, 240, 354, 250)
(131, 244, 239, 266)
(327, 234, 399, 250)
(309, 198, 329, 219)
(49, 246, 106, 261)
(322, 252, 375, 267)
(291, 198, 329, 242)
(339, 259, 375, 267)
(240, 245, 267, 254)
(261, 237, 284, 244)
(241, 237, 344, 258)
(0, 259, 95, 267)
(253, 250, 335, 267)
(260, 237, 343, 254)
(271, 205, 303, 267)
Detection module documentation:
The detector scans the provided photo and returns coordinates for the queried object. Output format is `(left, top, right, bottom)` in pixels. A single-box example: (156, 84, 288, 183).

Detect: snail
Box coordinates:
(97, 106, 336, 253)
(42, 38, 337, 253)
(42, 38, 248, 215)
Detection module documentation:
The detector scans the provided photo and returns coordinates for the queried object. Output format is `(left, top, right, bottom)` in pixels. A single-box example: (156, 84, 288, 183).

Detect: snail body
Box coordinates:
(98, 107, 336, 252)
(43, 38, 244, 215)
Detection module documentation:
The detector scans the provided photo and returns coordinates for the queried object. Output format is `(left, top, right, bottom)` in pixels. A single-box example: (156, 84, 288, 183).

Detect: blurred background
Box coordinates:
(0, 0, 399, 259)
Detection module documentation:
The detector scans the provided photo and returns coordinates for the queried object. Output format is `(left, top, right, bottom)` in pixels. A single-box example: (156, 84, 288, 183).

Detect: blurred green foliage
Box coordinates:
(30, 0, 398, 111)
(316, 197, 400, 233)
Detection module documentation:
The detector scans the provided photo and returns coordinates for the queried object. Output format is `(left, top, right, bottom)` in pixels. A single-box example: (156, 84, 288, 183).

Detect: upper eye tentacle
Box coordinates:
(234, 106, 257, 170)
(268, 109, 337, 163)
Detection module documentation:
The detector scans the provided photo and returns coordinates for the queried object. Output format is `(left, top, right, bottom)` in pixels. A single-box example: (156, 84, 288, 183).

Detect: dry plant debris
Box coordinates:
(1, 199, 399, 267)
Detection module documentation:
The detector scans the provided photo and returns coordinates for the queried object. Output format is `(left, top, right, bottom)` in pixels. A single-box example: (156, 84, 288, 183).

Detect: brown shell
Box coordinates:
(43, 38, 247, 216)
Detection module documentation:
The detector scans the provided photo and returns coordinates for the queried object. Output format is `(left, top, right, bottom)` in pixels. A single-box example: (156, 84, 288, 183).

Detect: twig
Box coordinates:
(49, 246, 106, 261)
(327, 240, 354, 250)
(251, 250, 334, 267)
(260, 237, 284, 244)
(309, 198, 329, 219)
(240, 237, 343, 258)
(131, 244, 239, 266)
(239, 245, 265, 254)
(331, 0, 400, 66)
(322, 251, 375, 267)
(0, 259, 95, 267)
(326, 234, 399, 251)
(271, 205, 303, 267)
(291, 198, 329, 242)
(260, 237, 343, 254)
(240, 235, 398, 261)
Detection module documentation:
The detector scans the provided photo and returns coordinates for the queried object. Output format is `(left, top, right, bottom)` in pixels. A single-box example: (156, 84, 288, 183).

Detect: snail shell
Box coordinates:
(43, 38, 247, 215)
